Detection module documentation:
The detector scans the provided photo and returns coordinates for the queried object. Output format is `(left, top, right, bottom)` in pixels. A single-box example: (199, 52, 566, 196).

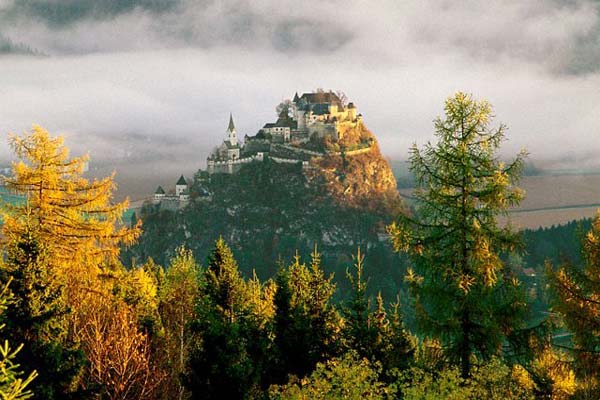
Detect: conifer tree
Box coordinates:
(1, 125, 142, 395)
(2, 125, 140, 299)
(0, 218, 84, 399)
(388, 92, 528, 378)
(0, 281, 37, 400)
(342, 249, 414, 375)
(187, 238, 273, 399)
(550, 211, 600, 397)
(272, 248, 341, 382)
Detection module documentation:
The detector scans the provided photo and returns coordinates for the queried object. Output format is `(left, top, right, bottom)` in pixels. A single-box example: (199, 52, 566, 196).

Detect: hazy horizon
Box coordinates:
(2, 0, 600, 176)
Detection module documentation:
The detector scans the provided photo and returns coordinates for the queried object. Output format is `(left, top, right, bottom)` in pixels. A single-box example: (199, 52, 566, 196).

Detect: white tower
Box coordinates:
(227, 113, 237, 146)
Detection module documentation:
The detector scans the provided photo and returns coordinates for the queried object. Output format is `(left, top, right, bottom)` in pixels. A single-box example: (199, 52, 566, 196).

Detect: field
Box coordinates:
(400, 174, 600, 230)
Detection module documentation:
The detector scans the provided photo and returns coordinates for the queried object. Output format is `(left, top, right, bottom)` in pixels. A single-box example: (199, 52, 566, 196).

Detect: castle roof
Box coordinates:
(299, 92, 342, 107)
(176, 175, 187, 185)
(293, 92, 300, 103)
(228, 113, 235, 132)
(311, 103, 330, 115)
(155, 185, 165, 194)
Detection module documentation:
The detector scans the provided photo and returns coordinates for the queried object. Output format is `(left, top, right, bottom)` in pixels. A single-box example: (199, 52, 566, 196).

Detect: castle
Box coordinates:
(207, 91, 363, 174)
(151, 90, 371, 208)
(152, 175, 192, 210)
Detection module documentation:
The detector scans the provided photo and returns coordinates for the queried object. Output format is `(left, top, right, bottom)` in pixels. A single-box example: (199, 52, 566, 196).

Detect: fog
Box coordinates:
(1, 0, 600, 198)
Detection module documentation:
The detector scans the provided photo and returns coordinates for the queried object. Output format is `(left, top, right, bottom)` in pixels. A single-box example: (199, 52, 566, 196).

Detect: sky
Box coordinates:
(1, 0, 600, 187)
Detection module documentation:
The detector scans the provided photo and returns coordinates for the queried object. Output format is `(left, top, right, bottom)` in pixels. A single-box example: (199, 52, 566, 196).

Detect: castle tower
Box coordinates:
(227, 113, 238, 146)
(176, 175, 187, 196)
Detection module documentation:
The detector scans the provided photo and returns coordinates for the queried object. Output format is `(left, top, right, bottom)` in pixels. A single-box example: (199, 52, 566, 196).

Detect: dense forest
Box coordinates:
(2, 93, 600, 399)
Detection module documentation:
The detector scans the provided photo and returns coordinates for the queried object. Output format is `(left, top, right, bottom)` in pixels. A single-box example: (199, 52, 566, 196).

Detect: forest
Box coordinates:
(2, 93, 600, 400)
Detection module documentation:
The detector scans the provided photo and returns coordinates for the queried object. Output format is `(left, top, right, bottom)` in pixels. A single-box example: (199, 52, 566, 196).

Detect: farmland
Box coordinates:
(400, 173, 600, 229)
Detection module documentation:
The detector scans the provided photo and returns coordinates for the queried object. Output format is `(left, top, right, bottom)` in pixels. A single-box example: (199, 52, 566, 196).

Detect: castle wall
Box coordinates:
(308, 122, 338, 141)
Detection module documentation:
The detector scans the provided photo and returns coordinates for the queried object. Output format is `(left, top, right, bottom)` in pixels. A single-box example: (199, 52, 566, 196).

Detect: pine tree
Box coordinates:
(388, 92, 528, 378)
(550, 211, 600, 397)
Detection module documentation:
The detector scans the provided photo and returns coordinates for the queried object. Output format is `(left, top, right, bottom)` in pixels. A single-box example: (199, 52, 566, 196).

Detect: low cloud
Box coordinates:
(0, 0, 599, 183)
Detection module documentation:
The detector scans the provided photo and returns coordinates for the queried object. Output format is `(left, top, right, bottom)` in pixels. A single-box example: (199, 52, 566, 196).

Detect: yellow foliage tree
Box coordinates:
(80, 296, 162, 400)
(1, 125, 140, 299)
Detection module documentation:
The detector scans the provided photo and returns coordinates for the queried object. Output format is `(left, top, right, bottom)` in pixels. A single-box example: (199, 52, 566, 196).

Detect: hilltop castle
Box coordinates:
(151, 90, 373, 209)
(207, 91, 363, 174)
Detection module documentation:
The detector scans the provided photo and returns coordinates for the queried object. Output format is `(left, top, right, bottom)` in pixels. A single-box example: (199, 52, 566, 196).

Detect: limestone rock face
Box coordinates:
(309, 124, 402, 217)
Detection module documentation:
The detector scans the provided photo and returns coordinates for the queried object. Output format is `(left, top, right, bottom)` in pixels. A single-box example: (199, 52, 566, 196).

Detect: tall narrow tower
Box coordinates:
(227, 113, 237, 146)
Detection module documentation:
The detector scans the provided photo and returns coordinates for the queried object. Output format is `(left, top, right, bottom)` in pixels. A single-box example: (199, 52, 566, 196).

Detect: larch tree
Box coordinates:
(0, 125, 142, 395)
(2, 125, 140, 296)
(388, 92, 528, 378)
(550, 210, 600, 397)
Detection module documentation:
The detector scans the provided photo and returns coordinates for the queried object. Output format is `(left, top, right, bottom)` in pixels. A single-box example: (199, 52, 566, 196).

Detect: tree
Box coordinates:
(79, 297, 162, 400)
(1, 125, 142, 395)
(187, 238, 273, 399)
(342, 249, 414, 375)
(388, 92, 528, 378)
(159, 248, 201, 400)
(0, 218, 84, 399)
(276, 99, 293, 118)
(269, 351, 391, 400)
(549, 210, 600, 397)
(2, 125, 140, 303)
(0, 281, 37, 400)
(272, 248, 341, 382)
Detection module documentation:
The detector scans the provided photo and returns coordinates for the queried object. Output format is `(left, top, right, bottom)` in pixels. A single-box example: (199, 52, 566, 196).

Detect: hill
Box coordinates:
(126, 95, 409, 301)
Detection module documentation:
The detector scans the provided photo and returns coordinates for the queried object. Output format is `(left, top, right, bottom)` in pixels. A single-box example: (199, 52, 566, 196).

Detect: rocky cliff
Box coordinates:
(308, 121, 402, 217)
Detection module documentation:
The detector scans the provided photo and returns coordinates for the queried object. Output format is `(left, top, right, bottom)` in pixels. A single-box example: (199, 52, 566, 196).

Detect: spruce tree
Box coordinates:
(272, 248, 340, 382)
(342, 249, 414, 375)
(187, 238, 272, 399)
(159, 248, 201, 400)
(388, 92, 528, 378)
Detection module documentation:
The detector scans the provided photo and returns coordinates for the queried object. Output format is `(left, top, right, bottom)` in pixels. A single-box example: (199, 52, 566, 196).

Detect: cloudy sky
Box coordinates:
(1, 0, 600, 190)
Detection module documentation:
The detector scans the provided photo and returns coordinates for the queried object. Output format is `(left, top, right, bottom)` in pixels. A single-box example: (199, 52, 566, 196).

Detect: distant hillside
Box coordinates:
(125, 159, 408, 302)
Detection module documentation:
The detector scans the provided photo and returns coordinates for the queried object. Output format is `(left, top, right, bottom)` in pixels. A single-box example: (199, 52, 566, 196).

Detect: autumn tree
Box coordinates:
(549, 210, 600, 397)
(0, 217, 84, 399)
(79, 296, 162, 400)
(1, 125, 142, 395)
(388, 92, 528, 378)
(159, 248, 201, 400)
(2, 125, 140, 303)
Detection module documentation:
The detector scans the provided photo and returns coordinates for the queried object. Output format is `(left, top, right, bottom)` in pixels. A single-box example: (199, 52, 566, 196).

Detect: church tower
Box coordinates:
(227, 113, 237, 146)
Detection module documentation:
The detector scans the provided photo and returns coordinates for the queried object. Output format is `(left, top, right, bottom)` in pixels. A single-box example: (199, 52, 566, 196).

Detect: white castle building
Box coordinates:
(207, 91, 363, 175)
(153, 175, 191, 210)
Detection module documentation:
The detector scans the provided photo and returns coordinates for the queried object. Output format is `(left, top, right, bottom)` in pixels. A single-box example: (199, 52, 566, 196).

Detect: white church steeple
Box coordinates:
(227, 113, 237, 146)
